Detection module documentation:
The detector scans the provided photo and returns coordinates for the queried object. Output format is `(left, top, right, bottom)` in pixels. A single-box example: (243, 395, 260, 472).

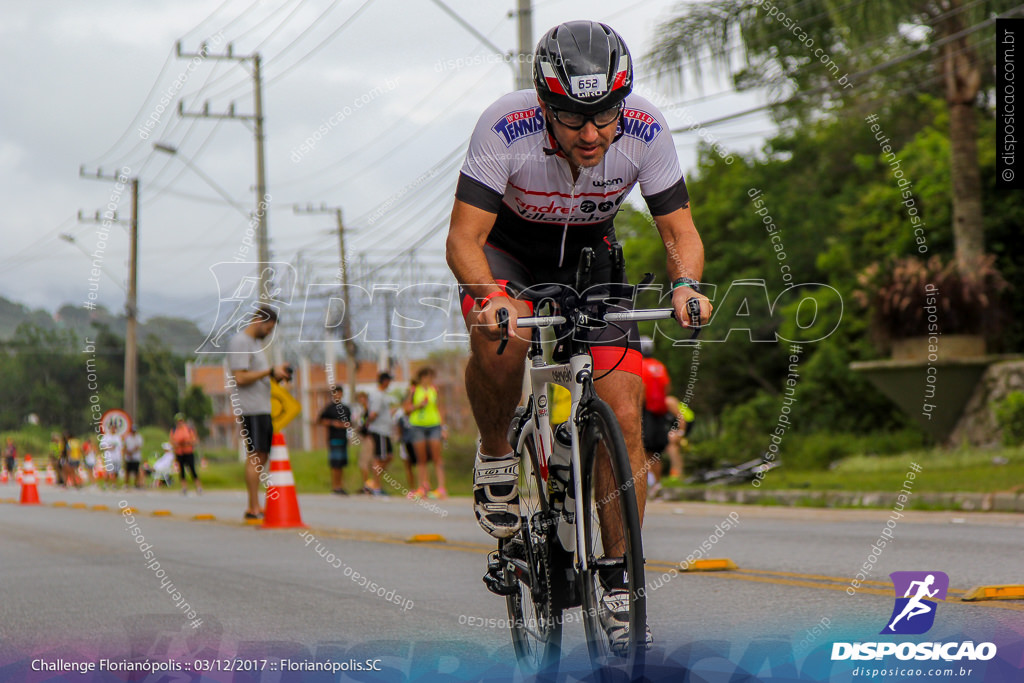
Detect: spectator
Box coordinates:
(226, 305, 291, 520)
(82, 437, 97, 484)
(99, 428, 123, 488)
(65, 433, 83, 488)
(664, 397, 694, 483)
(366, 372, 397, 494)
(353, 391, 378, 495)
(123, 425, 144, 489)
(394, 395, 418, 492)
(317, 386, 352, 495)
(170, 413, 202, 495)
(3, 437, 16, 477)
(152, 442, 176, 488)
(406, 367, 447, 499)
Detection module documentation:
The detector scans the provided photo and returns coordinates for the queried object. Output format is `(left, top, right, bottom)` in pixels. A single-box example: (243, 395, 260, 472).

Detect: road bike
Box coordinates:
(481, 246, 700, 677)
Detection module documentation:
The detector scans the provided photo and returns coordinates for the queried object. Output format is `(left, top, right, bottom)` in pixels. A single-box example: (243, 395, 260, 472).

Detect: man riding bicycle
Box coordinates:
(446, 20, 712, 653)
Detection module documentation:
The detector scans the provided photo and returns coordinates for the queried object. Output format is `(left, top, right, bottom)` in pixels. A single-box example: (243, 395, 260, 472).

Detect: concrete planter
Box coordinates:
(890, 334, 985, 361)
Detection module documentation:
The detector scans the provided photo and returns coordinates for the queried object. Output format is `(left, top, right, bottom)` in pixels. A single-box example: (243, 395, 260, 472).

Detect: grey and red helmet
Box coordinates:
(533, 21, 633, 114)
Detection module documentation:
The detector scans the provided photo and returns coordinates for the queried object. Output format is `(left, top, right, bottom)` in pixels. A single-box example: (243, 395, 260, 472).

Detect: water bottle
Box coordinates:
(548, 423, 576, 552)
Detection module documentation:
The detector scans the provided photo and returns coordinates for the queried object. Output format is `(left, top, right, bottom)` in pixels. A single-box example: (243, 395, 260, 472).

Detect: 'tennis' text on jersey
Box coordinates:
(492, 107, 545, 147)
(620, 108, 663, 145)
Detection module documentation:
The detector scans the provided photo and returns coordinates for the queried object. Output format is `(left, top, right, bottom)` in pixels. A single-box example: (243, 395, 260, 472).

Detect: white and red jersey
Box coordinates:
(456, 89, 688, 267)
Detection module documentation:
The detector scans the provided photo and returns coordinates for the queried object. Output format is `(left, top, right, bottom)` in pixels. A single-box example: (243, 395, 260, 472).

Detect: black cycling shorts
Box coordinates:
(459, 241, 642, 375)
(642, 409, 673, 455)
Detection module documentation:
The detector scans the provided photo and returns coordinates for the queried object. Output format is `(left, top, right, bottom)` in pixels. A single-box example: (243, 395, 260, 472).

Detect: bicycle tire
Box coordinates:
(503, 410, 563, 674)
(576, 396, 647, 669)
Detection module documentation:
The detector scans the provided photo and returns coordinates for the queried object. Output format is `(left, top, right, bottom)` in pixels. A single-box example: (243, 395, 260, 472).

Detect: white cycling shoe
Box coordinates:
(473, 451, 521, 539)
(599, 588, 654, 656)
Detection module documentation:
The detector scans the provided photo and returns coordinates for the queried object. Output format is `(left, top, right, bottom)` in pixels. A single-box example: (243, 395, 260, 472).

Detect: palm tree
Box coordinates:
(649, 0, 1021, 270)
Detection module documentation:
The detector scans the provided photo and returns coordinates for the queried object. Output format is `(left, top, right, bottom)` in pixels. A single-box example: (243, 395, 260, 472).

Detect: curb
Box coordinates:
(659, 488, 1024, 512)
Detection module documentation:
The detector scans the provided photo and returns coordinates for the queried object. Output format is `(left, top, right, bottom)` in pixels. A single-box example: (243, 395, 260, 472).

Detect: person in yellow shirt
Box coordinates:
(405, 367, 447, 499)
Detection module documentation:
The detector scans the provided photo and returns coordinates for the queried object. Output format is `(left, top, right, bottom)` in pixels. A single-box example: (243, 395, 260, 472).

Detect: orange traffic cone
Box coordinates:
(1, 468, 8, 484)
(15, 468, 23, 485)
(262, 433, 305, 528)
(20, 456, 41, 505)
(45, 464, 56, 485)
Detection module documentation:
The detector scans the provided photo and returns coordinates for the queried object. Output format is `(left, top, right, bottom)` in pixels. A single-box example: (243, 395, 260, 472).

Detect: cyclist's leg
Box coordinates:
(460, 244, 534, 458)
(460, 244, 534, 537)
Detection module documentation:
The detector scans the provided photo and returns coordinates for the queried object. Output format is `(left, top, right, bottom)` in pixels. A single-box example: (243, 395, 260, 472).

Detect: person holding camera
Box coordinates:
(226, 304, 293, 520)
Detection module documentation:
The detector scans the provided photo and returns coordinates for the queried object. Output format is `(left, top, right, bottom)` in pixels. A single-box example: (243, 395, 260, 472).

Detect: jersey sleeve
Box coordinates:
(634, 102, 689, 216)
(456, 100, 515, 214)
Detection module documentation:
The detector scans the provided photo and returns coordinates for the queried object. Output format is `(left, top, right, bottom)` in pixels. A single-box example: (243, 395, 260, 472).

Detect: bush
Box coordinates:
(996, 391, 1024, 446)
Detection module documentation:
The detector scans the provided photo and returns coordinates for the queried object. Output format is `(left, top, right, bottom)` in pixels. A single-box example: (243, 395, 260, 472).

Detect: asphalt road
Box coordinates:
(2, 482, 1022, 681)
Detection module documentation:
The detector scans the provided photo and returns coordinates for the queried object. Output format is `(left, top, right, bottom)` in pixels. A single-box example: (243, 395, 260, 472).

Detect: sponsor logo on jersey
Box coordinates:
(511, 195, 621, 223)
(492, 107, 545, 147)
(620, 108, 663, 145)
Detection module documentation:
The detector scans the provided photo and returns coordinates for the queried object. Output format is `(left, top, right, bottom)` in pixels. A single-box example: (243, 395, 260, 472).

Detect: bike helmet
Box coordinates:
(533, 20, 633, 115)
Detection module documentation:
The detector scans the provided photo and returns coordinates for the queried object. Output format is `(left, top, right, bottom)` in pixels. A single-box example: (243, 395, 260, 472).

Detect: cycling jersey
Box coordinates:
(641, 357, 670, 415)
(456, 89, 689, 267)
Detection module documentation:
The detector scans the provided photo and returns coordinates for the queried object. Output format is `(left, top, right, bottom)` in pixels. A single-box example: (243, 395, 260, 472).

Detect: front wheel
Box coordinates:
(577, 397, 647, 670)
(504, 412, 562, 675)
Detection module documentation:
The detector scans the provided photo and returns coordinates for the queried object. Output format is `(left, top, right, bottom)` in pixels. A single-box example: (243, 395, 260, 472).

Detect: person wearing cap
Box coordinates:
(446, 20, 714, 655)
(317, 386, 352, 495)
(170, 413, 201, 495)
(225, 304, 291, 519)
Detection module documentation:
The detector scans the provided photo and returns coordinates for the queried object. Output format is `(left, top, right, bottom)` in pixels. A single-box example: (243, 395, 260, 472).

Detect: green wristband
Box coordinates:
(672, 277, 701, 294)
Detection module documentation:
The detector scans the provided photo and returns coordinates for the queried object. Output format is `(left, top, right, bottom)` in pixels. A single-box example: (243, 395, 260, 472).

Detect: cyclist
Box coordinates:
(446, 20, 712, 654)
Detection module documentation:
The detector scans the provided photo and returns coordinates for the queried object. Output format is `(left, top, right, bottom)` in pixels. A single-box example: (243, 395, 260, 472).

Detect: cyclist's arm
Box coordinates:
(653, 206, 712, 326)
(446, 199, 528, 339)
(446, 198, 501, 301)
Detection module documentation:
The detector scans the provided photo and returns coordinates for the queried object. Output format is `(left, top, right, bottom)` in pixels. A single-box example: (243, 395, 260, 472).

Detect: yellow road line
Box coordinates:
(32, 505, 1022, 611)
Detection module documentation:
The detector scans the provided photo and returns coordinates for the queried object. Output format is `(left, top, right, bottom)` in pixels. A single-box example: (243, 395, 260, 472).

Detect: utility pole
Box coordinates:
(176, 42, 271, 300)
(78, 168, 140, 423)
(515, 0, 533, 90)
(293, 204, 358, 402)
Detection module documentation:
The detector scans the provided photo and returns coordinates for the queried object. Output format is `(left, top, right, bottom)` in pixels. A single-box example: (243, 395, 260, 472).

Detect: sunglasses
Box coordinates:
(548, 103, 623, 130)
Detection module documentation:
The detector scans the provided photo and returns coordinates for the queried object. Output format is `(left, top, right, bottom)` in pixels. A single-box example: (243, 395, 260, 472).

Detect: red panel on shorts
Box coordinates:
(460, 280, 535, 319)
(591, 347, 641, 376)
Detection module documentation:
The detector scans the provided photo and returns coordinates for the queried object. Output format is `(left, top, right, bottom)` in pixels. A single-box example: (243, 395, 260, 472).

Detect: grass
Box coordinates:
(197, 432, 479, 496)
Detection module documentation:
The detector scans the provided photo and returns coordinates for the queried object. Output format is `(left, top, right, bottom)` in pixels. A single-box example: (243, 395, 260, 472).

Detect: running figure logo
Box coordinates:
(881, 571, 949, 635)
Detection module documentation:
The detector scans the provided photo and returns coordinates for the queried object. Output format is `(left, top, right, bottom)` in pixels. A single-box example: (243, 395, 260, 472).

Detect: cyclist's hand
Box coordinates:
(672, 286, 712, 328)
(477, 294, 529, 342)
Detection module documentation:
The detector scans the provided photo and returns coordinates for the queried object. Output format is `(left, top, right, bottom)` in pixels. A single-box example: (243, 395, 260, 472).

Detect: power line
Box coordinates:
(264, 0, 378, 87)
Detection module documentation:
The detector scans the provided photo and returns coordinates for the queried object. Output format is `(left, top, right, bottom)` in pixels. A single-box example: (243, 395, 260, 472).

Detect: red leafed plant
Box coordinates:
(854, 255, 1008, 349)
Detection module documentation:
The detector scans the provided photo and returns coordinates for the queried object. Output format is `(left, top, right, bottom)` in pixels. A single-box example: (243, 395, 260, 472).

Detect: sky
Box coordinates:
(0, 0, 775, 331)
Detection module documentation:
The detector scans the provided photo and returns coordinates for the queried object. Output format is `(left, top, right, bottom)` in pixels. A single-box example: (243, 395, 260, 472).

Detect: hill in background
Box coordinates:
(0, 296, 205, 357)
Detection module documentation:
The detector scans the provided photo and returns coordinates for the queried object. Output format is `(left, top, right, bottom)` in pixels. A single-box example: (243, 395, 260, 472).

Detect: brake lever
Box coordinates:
(496, 307, 510, 355)
(686, 297, 702, 340)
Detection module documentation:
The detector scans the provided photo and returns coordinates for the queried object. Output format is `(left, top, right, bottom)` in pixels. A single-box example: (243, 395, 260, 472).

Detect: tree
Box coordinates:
(649, 0, 1020, 270)
(180, 384, 213, 438)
